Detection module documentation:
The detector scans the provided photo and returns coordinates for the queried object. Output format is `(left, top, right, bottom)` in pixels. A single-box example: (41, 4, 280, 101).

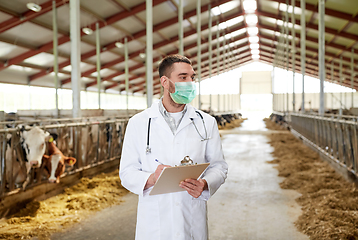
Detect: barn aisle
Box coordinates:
(208, 115, 309, 240)
(49, 116, 308, 240)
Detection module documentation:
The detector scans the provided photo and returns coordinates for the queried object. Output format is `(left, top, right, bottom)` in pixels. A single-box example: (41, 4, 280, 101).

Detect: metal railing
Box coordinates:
(290, 113, 358, 176)
(0, 118, 128, 198)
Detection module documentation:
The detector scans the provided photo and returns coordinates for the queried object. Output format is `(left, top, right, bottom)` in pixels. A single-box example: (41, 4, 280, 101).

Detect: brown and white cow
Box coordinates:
(42, 140, 76, 183)
(4, 126, 52, 188)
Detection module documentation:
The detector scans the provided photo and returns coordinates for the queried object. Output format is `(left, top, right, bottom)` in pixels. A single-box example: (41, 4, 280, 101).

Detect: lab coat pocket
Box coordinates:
(136, 199, 160, 239)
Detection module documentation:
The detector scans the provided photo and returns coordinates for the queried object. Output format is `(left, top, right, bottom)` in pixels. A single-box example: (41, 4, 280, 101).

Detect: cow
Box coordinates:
(41, 139, 76, 183)
(214, 115, 227, 127)
(4, 126, 53, 189)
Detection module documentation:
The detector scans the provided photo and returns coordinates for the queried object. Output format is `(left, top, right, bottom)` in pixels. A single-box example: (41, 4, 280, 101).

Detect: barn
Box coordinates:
(0, 0, 358, 239)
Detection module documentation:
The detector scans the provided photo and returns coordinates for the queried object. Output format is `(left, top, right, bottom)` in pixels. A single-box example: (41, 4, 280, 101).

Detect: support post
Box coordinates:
(96, 22, 101, 109)
(223, 33, 226, 72)
(216, 19, 220, 76)
(339, 56, 343, 116)
(178, 0, 183, 55)
(318, 0, 325, 116)
(125, 37, 129, 111)
(70, 0, 81, 118)
(285, 1, 289, 113)
(52, 0, 59, 117)
(208, 4, 212, 79)
(291, 0, 295, 112)
(146, 0, 153, 107)
(197, 0, 201, 110)
(331, 62, 334, 109)
(351, 48, 354, 108)
(218, 94, 220, 112)
(301, 0, 305, 112)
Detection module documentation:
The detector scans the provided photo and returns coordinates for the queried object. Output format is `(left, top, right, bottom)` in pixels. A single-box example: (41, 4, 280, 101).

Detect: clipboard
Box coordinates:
(149, 163, 210, 196)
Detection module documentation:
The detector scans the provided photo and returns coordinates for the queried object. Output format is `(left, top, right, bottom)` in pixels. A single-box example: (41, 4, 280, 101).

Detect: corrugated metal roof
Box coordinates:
(0, 0, 356, 95)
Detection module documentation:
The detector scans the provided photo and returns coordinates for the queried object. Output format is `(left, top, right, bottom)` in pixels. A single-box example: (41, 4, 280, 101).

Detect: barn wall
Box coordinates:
(241, 71, 272, 95)
(192, 94, 241, 113)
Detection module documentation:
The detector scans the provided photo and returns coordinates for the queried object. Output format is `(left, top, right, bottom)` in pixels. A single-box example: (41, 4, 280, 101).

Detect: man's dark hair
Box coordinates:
(158, 54, 192, 78)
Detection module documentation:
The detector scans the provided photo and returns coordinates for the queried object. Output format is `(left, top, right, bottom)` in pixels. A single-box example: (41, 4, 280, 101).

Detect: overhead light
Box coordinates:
(252, 54, 260, 59)
(251, 49, 260, 55)
(211, 6, 221, 16)
(247, 27, 258, 35)
(82, 27, 93, 35)
(115, 42, 124, 48)
(139, 53, 146, 59)
(245, 14, 258, 25)
(243, 0, 257, 13)
(225, 33, 232, 39)
(27, 3, 42, 12)
(218, 21, 228, 30)
(250, 43, 259, 49)
(249, 36, 259, 43)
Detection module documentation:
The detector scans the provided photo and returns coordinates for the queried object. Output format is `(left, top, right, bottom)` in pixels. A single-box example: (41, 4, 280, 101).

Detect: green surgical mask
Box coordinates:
(169, 80, 197, 104)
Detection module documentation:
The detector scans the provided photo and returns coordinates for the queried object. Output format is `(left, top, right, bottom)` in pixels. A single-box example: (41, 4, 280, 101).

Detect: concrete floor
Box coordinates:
(49, 116, 309, 240)
(207, 117, 308, 240)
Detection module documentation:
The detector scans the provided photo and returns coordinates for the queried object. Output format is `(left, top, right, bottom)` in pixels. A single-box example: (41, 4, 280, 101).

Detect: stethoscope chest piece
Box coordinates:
(146, 146, 151, 154)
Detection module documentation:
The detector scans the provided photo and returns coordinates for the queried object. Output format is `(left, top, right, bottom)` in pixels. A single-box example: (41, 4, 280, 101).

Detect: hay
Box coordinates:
(265, 119, 358, 240)
(0, 170, 128, 240)
(218, 118, 245, 130)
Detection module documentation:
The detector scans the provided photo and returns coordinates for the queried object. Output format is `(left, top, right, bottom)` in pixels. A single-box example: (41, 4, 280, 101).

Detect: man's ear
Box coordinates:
(160, 76, 168, 90)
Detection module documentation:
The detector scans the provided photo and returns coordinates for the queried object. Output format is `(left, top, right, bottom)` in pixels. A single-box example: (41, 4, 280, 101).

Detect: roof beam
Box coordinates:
(105, 34, 250, 92)
(257, 9, 358, 44)
(82, 20, 245, 87)
(258, 29, 358, 73)
(0, 0, 167, 72)
(259, 44, 358, 89)
(101, 27, 248, 90)
(30, 0, 234, 82)
(265, 0, 358, 24)
(258, 22, 358, 61)
(79, 12, 245, 87)
(0, 0, 69, 34)
(260, 55, 354, 89)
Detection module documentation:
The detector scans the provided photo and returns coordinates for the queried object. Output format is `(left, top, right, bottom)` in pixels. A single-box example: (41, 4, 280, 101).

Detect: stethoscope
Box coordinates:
(146, 111, 209, 154)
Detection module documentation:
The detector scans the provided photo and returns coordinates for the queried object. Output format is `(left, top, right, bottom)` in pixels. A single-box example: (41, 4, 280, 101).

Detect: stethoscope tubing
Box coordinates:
(146, 111, 209, 154)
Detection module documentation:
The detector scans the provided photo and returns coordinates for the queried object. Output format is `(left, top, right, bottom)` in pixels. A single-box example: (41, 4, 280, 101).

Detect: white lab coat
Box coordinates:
(119, 101, 228, 240)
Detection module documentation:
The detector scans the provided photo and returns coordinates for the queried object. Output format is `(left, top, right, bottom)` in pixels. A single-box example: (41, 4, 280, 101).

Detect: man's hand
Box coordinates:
(144, 164, 171, 190)
(179, 178, 208, 198)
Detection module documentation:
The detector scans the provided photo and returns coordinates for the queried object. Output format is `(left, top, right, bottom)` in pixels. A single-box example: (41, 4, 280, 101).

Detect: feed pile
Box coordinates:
(0, 170, 128, 240)
(218, 118, 245, 130)
(264, 119, 358, 240)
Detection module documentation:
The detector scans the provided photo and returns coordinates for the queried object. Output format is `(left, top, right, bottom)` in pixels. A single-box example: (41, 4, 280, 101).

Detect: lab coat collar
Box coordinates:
(176, 104, 199, 134)
(147, 99, 161, 118)
(147, 99, 198, 119)
(147, 99, 199, 135)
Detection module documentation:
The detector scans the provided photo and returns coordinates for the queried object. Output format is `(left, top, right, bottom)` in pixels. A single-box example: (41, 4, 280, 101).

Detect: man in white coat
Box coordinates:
(119, 54, 228, 240)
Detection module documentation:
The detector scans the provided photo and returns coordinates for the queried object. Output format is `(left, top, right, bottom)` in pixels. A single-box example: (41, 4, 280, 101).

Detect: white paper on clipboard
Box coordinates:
(149, 163, 210, 196)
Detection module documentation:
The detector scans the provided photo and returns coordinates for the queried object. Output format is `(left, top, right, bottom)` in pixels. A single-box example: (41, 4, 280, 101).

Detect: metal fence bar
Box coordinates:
(0, 118, 128, 199)
(0, 134, 6, 196)
(353, 124, 358, 172)
(290, 113, 358, 176)
(344, 124, 353, 169)
(337, 122, 344, 163)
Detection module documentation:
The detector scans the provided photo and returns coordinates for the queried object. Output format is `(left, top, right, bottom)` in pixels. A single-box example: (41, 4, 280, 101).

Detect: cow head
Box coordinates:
(20, 126, 50, 168)
(42, 154, 76, 183)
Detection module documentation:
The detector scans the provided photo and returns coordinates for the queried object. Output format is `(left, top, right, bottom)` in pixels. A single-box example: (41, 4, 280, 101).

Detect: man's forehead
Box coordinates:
(172, 62, 195, 75)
